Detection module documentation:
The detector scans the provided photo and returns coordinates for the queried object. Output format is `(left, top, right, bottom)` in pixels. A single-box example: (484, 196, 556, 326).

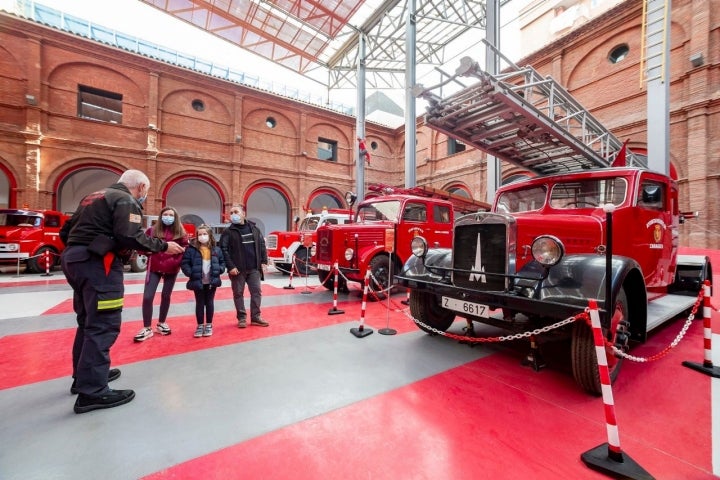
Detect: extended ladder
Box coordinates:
(412, 40, 646, 176)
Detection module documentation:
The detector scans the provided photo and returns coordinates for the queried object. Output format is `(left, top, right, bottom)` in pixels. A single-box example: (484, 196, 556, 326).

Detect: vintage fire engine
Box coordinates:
(314, 185, 489, 296)
(396, 52, 712, 394)
(266, 208, 353, 275)
(0, 208, 70, 273)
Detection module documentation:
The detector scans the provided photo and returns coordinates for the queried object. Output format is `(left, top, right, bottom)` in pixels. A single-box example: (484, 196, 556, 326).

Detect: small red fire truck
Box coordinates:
(266, 208, 353, 275)
(0, 208, 70, 273)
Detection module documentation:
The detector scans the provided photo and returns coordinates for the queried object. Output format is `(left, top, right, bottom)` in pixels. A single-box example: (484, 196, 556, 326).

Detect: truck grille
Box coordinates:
(316, 229, 332, 263)
(452, 222, 508, 291)
(266, 235, 278, 250)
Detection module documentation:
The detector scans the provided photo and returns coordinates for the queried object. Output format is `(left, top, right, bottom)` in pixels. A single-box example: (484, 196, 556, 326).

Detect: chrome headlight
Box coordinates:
(531, 235, 564, 267)
(281, 246, 287, 254)
(344, 248, 354, 261)
(6, 243, 19, 252)
(309, 245, 316, 257)
(411, 236, 428, 258)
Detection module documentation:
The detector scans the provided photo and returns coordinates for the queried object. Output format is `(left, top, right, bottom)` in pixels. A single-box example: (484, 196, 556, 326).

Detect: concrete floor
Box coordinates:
(0, 256, 718, 480)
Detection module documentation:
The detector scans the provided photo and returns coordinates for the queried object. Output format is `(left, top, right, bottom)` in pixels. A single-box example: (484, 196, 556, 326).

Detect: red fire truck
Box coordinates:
(0, 208, 70, 273)
(396, 53, 712, 394)
(266, 208, 353, 275)
(314, 185, 489, 296)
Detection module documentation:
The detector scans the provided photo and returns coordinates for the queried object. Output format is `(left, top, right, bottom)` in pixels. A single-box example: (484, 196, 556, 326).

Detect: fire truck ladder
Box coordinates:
(368, 183, 491, 214)
(412, 40, 647, 176)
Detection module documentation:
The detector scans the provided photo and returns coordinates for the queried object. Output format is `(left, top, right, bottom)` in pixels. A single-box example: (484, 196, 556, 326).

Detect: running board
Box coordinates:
(646, 294, 698, 332)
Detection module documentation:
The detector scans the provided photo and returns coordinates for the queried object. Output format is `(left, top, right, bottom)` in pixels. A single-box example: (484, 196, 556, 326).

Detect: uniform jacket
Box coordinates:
(60, 183, 166, 255)
(180, 240, 225, 291)
(219, 220, 267, 277)
(146, 227, 189, 275)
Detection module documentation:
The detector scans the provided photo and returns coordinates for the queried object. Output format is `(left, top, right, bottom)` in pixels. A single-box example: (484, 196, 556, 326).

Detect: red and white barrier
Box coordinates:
(283, 255, 296, 290)
(581, 299, 653, 479)
(328, 262, 344, 315)
(350, 270, 373, 338)
(682, 280, 720, 378)
(42, 250, 53, 277)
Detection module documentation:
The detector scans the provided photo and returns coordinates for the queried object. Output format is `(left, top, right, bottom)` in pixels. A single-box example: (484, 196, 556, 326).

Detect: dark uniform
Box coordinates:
(60, 182, 169, 397)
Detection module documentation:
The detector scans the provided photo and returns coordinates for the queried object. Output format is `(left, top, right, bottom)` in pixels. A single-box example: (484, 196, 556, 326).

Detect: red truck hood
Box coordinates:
(0, 226, 41, 240)
(514, 212, 604, 256)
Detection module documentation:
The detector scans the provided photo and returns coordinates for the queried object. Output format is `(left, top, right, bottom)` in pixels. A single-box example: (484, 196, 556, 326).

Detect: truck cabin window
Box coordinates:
(496, 186, 547, 213)
(549, 178, 627, 209)
(638, 182, 664, 210)
(357, 201, 401, 222)
(1, 213, 42, 227)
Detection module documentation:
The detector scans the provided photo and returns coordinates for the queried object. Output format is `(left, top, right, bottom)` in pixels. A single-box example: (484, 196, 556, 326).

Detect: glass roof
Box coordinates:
(140, 0, 489, 88)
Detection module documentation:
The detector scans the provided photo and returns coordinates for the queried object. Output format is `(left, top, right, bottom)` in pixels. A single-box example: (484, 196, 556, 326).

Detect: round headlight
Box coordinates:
(281, 246, 287, 254)
(7, 244, 19, 252)
(531, 235, 564, 267)
(309, 245, 316, 257)
(411, 236, 428, 258)
(344, 248, 354, 261)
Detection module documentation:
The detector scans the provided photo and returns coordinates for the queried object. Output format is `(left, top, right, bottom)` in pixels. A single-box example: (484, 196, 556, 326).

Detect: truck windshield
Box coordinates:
(357, 200, 401, 222)
(496, 186, 547, 213)
(0, 213, 42, 227)
(299, 217, 320, 231)
(549, 178, 627, 209)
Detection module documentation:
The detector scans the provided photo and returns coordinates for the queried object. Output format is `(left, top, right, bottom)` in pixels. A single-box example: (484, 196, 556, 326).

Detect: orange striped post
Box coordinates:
(581, 299, 653, 480)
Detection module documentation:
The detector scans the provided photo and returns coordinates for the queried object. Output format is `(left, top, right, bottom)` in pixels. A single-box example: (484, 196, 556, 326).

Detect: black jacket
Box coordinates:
(60, 183, 167, 255)
(219, 220, 267, 274)
(180, 241, 226, 290)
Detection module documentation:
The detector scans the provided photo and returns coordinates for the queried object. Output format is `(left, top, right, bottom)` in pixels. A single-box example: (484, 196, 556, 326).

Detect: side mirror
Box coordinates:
(345, 191, 357, 207)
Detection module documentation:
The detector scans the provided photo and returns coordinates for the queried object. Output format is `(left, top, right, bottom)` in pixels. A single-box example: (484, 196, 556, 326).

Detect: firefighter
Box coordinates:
(60, 169, 185, 414)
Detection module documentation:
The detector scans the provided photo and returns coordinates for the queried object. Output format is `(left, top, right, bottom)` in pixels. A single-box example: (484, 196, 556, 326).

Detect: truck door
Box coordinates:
(633, 175, 675, 287)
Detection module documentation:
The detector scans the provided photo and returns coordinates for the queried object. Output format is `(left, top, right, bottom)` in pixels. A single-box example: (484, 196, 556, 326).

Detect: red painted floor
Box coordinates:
(0, 247, 718, 479)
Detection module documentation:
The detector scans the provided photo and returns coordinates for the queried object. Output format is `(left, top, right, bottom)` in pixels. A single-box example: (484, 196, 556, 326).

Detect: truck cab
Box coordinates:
(314, 195, 455, 296)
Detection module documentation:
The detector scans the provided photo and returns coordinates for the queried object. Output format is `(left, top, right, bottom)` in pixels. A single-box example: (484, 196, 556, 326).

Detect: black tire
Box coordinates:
(409, 290, 455, 334)
(27, 246, 55, 273)
(368, 255, 392, 301)
(129, 252, 148, 273)
(293, 247, 311, 276)
(571, 288, 630, 395)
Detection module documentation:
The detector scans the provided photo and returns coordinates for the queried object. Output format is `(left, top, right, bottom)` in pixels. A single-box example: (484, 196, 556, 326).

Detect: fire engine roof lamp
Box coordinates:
(531, 235, 564, 267)
(411, 236, 428, 258)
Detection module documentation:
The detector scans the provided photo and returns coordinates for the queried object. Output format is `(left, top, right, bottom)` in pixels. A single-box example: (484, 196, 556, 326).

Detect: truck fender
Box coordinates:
(400, 248, 452, 283)
(357, 245, 388, 275)
(285, 241, 303, 259)
(670, 254, 713, 296)
(517, 254, 647, 334)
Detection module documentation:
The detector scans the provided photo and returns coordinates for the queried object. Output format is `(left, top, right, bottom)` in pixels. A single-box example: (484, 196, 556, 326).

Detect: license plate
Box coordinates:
(442, 297, 489, 318)
(317, 263, 331, 271)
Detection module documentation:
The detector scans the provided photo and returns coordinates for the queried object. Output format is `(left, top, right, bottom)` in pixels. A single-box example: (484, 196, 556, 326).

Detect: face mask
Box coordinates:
(137, 185, 148, 204)
(198, 234, 210, 244)
(230, 213, 244, 224)
(161, 215, 175, 226)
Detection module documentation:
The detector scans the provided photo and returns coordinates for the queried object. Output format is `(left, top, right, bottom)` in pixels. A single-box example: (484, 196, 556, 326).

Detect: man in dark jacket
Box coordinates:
(219, 205, 269, 328)
(60, 169, 185, 414)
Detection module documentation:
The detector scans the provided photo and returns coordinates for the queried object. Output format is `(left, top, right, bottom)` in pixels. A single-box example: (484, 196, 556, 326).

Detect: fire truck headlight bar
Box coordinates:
(411, 236, 428, 258)
(531, 235, 564, 267)
(344, 248, 354, 261)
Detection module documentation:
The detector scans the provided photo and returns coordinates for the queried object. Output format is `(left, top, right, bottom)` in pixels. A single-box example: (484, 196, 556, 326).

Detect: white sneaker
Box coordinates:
(194, 325, 204, 338)
(134, 327, 153, 342)
(156, 322, 172, 335)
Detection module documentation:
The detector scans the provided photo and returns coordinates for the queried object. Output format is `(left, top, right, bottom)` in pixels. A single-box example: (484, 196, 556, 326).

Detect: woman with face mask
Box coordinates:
(180, 225, 226, 337)
(134, 206, 190, 342)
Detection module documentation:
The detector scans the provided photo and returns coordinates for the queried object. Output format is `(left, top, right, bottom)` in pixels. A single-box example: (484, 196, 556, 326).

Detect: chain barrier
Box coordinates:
(360, 278, 708, 358)
(612, 287, 706, 362)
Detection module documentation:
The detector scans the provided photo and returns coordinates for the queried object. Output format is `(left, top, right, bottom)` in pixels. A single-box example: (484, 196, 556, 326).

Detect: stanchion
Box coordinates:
(328, 262, 345, 315)
(283, 256, 296, 290)
(350, 270, 373, 338)
(300, 260, 312, 295)
(682, 280, 720, 378)
(41, 250, 53, 276)
(581, 299, 653, 480)
(378, 262, 396, 336)
(400, 287, 410, 306)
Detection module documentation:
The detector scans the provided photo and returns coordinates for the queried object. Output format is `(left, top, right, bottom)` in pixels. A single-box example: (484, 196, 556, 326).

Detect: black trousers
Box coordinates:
(61, 246, 124, 396)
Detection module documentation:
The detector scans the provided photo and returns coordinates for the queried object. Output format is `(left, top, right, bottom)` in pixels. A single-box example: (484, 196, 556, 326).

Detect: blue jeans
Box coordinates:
(229, 269, 262, 320)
